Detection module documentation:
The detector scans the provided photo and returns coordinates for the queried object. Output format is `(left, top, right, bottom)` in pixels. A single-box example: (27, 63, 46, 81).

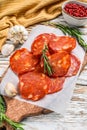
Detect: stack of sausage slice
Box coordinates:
(10, 33, 80, 101)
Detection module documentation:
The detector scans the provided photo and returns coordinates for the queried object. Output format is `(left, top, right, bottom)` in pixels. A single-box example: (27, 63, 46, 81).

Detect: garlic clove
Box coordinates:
(14, 25, 21, 33)
(23, 35, 28, 41)
(4, 82, 18, 97)
(10, 37, 19, 45)
(20, 40, 24, 44)
(22, 30, 28, 36)
(10, 27, 16, 34)
(10, 37, 16, 42)
(19, 25, 25, 31)
(1, 44, 15, 56)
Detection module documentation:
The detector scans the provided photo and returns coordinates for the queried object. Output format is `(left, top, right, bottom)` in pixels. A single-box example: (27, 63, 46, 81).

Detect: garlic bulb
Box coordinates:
(8, 25, 28, 45)
(1, 44, 15, 56)
(4, 82, 17, 97)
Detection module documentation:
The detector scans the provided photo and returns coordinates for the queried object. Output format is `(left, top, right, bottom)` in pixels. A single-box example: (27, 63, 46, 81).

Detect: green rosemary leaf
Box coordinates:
(1, 113, 24, 130)
(43, 58, 48, 74)
(72, 28, 83, 35)
(56, 24, 67, 35)
(42, 44, 53, 76)
(0, 95, 6, 113)
(46, 63, 53, 76)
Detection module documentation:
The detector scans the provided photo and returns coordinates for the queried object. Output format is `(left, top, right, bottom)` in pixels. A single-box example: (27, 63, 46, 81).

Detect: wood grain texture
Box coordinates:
(4, 97, 51, 122)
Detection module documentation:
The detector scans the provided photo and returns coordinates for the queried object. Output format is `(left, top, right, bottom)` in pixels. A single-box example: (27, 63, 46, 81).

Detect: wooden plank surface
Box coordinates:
(0, 17, 87, 129)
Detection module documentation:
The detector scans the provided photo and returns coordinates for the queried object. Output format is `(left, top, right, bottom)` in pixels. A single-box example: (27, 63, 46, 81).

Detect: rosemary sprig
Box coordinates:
(0, 95, 24, 130)
(51, 23, 87, 51)
(41, 44, 53, 76)
(0, 96, 6, 113)
(0, 95, 6, 127)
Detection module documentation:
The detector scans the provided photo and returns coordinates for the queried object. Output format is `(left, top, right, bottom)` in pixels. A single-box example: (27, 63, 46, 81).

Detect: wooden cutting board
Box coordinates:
(1, 97, 51, 130)
(4, 97, 52, 122)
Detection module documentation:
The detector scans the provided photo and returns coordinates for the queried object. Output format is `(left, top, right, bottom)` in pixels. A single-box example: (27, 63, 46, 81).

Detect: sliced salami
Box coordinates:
(31, 33, 57, 56)
(48, 36, 76, 53)
(66, 54, 80, 77)
(47, 77, 65, 94)
(48, 51, 71, 77)
(34, 64, 43, 73)
(18, 72, 51, 101)
(10, 48, 39, 75)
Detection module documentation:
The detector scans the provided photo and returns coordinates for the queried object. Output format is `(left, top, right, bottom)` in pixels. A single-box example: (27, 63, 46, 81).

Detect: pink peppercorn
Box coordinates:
(64, 3, 87, 17)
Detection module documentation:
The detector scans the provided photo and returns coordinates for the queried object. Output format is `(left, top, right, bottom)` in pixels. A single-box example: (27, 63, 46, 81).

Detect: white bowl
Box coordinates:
(62, 0, 87, 26)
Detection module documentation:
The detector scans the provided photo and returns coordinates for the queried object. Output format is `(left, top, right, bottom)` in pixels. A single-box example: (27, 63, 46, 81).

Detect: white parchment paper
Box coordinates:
(0, 25, 85, 115)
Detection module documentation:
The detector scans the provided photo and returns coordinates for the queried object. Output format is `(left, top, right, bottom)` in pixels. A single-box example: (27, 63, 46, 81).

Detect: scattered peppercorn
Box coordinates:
(64, 3, 87, 17)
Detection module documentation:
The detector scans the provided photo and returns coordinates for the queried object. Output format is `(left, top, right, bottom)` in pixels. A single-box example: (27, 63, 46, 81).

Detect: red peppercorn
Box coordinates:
(64, 3, 87, 17)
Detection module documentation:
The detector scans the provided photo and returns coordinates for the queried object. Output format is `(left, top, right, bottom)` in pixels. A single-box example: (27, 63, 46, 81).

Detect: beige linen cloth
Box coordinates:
(0, 0, 86, 50)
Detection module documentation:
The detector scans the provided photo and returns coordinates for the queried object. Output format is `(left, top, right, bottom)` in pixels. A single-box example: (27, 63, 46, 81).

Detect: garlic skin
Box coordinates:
(1, 44, 15, 56)
(8, 25, 28, 45)
(4, 82, 17, 97)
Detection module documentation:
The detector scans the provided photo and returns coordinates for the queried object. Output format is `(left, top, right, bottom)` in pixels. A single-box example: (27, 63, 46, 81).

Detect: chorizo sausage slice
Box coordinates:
(48, 51, 71, 77)
(10, 48, 38, 75)
(65, 54, 80, 77)
(31, 33, 57, 56)
(47, 77, 65, 94)
(48, 36, 76, 53)
(18, 72, 51, 101)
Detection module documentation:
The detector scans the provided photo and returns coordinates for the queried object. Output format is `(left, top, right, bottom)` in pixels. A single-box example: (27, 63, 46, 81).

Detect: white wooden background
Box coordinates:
(0, 16, 87, 130)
